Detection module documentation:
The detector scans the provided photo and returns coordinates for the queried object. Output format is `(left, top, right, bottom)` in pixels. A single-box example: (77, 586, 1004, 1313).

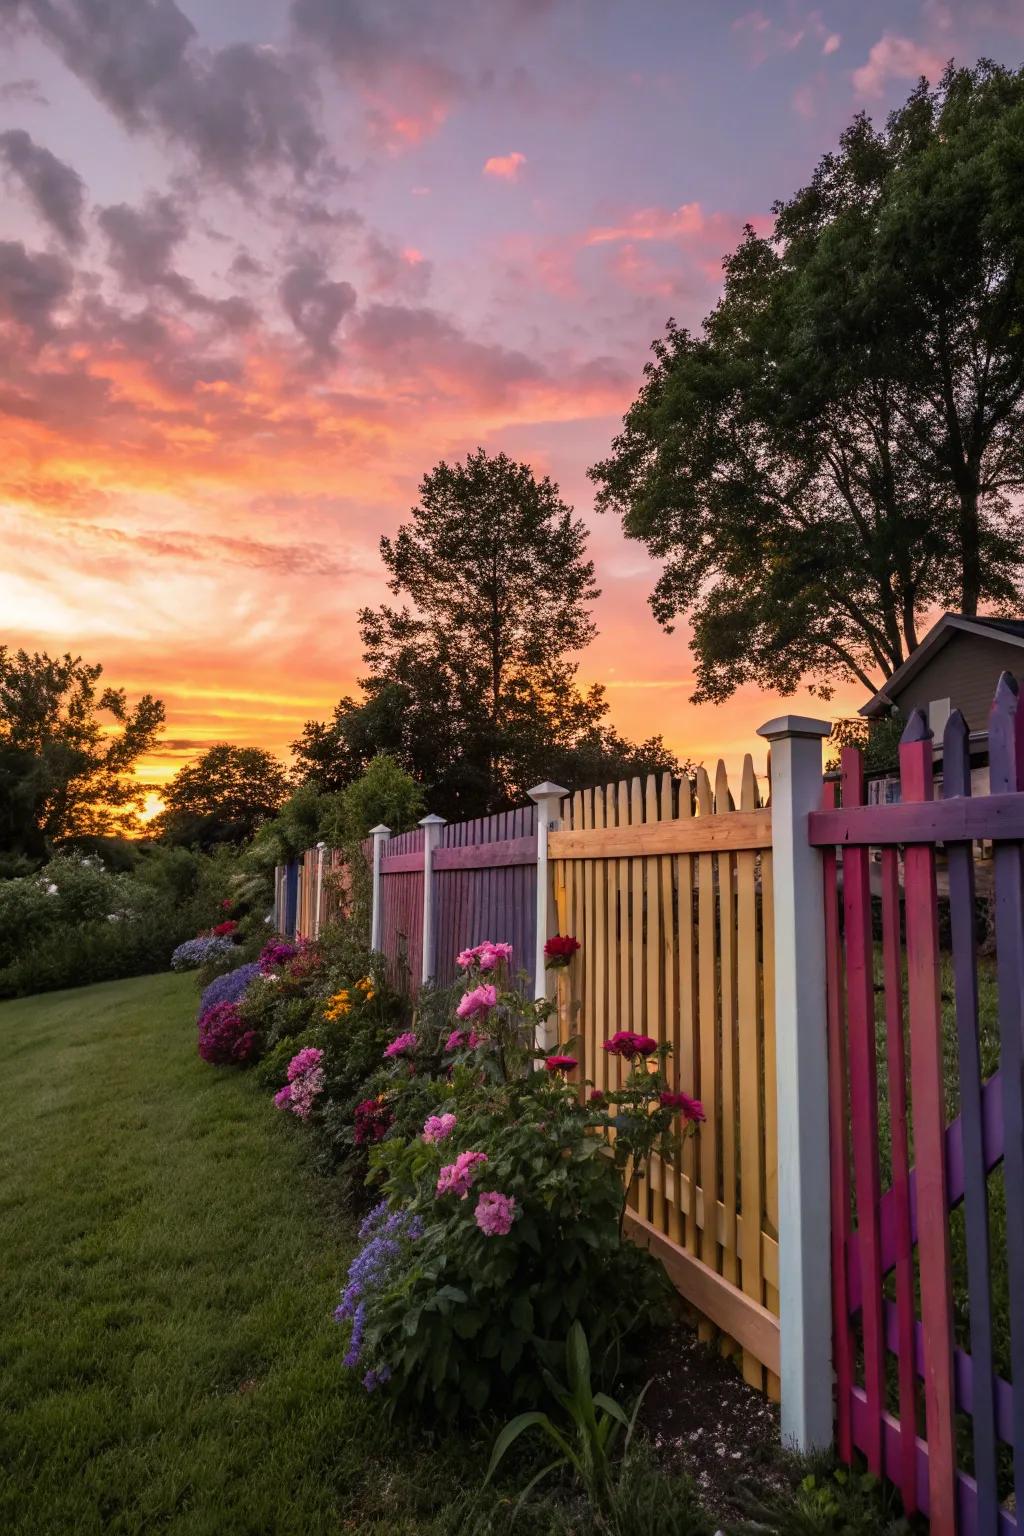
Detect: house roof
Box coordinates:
(860, 613, 1024, 718)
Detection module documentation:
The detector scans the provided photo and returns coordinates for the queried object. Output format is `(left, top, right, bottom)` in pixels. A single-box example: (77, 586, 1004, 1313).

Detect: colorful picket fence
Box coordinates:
(809, 675, 1024, 1535)
(549, 761, 780, 1396)
(271, 679, 1024, 1529)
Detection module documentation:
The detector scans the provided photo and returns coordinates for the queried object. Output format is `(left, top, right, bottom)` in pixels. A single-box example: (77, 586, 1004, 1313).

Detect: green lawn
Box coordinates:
(0, 973, 483, 1536)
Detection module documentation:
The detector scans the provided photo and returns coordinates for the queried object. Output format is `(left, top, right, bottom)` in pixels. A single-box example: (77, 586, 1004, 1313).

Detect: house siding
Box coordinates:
(887, 630, 1024, 733)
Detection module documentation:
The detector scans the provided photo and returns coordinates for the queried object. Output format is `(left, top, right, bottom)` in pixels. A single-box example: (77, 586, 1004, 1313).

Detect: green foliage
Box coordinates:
(292, 449, 681, 817)
(590, 61, 1024, 704)
(0, 647, 165, 856)
(825, 715, 904, 776)
(0, 845, 239, 997)
(485, 1322, 656, 1519)
(155, 742, 291, 848)
(322, 752, 426, 845)
(732, 1463, 914, 1534)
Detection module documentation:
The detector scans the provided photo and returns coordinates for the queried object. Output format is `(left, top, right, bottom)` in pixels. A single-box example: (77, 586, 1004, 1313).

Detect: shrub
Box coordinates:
(327, 947, 679, 1420)
(197, 1002, 259, 1065)
(171, 934, 236, 972)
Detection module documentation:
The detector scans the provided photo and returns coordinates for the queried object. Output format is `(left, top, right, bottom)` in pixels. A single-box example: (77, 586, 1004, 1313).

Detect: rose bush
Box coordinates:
(330, 940, 695, 1420)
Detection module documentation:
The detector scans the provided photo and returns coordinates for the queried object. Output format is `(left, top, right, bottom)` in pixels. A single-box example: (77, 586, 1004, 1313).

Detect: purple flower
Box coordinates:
(173, 934, 235, 974)
(197, 1002, 257, 1066)
(197, 961, 260, 1019)
(335, 1205, 423, 1370)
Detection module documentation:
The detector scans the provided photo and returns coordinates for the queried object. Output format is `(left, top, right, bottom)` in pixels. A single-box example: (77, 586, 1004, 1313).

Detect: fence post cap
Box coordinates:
(315, 840, 327, 849)
(418, 813, 447, 826)
(756, 715, 832, 743)
(527, 781, 570, 801)
(369, 823, 391, 837)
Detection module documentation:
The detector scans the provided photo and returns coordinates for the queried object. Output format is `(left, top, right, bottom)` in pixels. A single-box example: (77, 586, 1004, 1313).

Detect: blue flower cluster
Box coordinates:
(170, 934, 235, 973)
(334, 1201, 423, 1380)
(198, 961, 260, 1018)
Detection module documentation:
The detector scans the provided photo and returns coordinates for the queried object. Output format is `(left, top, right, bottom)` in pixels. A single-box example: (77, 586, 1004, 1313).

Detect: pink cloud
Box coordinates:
(484, 151, 527, 181)
(852, 35, 945, 98)
(822, 32, 841, 55)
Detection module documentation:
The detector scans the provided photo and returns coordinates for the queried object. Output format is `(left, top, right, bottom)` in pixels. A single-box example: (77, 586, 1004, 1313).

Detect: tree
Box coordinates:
(0, 648, 165, 858)
(155, 744, 290, 848)
(292, 449, 681, 816)
(590, 62, 1024, 704)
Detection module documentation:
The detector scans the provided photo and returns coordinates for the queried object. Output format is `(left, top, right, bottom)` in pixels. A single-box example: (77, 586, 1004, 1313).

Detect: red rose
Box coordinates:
(659, 1091, 705, 1124)
(602, 1030, 658, 1061)
(544, 935, 581, 969)
(211, 920, 238, 937)
(589, 1089, 604, 1104)
(544, 1054, 578, 1073)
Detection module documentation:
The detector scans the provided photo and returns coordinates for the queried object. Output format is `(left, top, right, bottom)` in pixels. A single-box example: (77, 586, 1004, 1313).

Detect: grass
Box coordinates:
(0, 972, 496, 1536)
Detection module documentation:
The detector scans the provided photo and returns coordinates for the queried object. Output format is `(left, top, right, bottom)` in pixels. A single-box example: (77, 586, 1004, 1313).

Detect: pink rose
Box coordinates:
(474, 1190, 516, 1236)
(456, 984, 497, 1020)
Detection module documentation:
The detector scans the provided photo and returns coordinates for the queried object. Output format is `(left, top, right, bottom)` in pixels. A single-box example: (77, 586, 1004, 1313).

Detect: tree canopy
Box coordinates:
(155, 743, 290, 848)
(0, 648, 165, 859)
(293, 448, 682, 816)
(590, 61, 1024, 703)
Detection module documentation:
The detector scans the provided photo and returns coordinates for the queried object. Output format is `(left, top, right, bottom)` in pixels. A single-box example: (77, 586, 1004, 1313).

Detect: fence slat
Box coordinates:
(840, 744, 886, 1477)
(695, 766, 720, 1340)
(943, 708, 999, 1531)
(678, 775, 700, 1259)
(989, 672, 1024, 1508)
(716, 760, 740, 1357)
(880, 841, 918, 1515)
(899, 712, 957, 1536)
(737, 755, 764, 1390)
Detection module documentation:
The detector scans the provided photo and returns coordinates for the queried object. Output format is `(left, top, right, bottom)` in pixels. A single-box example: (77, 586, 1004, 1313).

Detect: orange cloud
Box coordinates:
(483, 151, 527, 181)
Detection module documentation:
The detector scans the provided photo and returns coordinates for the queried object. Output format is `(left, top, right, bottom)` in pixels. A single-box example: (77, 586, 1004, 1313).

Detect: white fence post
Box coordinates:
(527, 781, 569, 1051)
(419, 814, 446, 985)
(369, 824, 390, 954)
(756, 713, 833, 1452)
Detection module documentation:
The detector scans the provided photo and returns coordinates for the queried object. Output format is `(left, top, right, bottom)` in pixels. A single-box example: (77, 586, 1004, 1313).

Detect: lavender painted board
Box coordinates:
(433, 834, 536, 870)
(850, 1391, 1018, 1535)
(880, 1302, 1016, 1449)
(944, 708, 1000, 1526)
(381, 851, 425, 874)
(809, 793, 1024, 847)
(284, 860, 299, 938)
(989, 673, 1024, 1506)
(847, 1071, 1004, 1310)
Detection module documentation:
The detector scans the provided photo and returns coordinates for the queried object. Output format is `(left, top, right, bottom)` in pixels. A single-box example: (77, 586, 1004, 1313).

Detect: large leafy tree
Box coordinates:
(293, 449, 681, 816)
(155, 744, 290, 848)
(590, 61, 1024, 703)
(0, 649, 165, 858)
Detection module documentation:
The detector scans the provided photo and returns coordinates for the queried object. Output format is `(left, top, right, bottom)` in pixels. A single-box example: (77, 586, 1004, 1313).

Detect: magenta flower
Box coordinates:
(603, 1030, 659, 1061)
(436, 1149, 488, 1199)
(659, 1091, 706, 1123)
(422, 1112, 457, 1144)
(273, 1084, 292, 1109)
(444, 1027, 483, 1052)
(384, 1031, 418, 1059)
(474, 1191, 516, 1236)
(544, 1054, 578, 1073)
(456, 984, 497, 1020)
(287, 1046, 324, 1081)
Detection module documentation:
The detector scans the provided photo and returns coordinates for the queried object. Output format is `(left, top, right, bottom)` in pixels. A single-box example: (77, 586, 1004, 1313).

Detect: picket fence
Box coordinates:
(273, 676, 1024, 1533)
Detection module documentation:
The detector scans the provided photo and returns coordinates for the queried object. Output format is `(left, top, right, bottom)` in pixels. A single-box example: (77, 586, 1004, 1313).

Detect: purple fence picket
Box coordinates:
(378, 827, 425, 995)
(433, 805, 537, 992)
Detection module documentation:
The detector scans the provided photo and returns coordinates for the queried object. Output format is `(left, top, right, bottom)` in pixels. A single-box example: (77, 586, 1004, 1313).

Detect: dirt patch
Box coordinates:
(637, 1319, 791, 1524)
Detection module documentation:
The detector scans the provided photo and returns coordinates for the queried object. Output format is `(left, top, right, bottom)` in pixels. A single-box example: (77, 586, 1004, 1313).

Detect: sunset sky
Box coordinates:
(2, 0, 1022, 807)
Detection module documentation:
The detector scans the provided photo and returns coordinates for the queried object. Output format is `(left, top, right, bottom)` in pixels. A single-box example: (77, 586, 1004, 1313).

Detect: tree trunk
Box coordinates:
(958, 483, 982, 616)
